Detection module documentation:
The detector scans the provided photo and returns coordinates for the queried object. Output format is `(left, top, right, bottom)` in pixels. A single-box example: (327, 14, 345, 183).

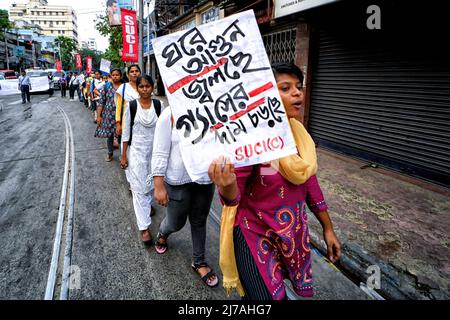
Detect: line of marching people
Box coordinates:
(89, 64, 220, 289)
(79, 63, 342, 300)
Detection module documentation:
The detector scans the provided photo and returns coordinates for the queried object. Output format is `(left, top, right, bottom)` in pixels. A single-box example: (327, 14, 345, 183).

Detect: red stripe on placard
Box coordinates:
(229, 97, 265, 120)
(210, 122, 224, 130)
(210, 97, 266, 131)
(248, 82, 273, 97)
(167, 57, 228, 94)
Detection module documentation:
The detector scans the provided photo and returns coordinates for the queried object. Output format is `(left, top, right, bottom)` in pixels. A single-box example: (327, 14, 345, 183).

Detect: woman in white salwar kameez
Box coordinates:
(120, 75, 159, 244)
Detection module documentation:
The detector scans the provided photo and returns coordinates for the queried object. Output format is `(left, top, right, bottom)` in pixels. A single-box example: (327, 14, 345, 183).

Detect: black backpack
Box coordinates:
(128, 98, 161, 146)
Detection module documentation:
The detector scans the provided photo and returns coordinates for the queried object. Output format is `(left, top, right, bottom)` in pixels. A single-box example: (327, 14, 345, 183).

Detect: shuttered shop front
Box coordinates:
(308, 3, 450, 186)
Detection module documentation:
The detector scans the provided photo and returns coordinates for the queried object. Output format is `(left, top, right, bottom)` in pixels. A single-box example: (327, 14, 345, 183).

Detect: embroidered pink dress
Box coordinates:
(227, 163, 328, 300)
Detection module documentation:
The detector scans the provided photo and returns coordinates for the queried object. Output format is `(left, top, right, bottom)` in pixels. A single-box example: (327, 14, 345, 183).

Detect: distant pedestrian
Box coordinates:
(60, 72, 67, 97)
(48, 71, 54, 97)
(18, 71, 31, 104)
(68, 72, 76, 100)
(94, 68, 123, 162)
(90, 71, 105, 123)
(84, 73, 94, 109)
(120, 75, 158, 245)
(76, 72, 85, 102)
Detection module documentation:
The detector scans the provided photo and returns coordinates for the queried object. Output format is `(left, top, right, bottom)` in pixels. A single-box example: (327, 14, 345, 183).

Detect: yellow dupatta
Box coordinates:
(220, 118, 318, 296)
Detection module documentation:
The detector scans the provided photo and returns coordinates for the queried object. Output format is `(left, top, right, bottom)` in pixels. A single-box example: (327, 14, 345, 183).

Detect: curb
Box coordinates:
(308, 229, 444, 300)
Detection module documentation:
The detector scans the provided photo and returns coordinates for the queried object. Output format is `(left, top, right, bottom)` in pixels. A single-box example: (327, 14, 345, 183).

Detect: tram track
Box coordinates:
(44, 105, 76, 300)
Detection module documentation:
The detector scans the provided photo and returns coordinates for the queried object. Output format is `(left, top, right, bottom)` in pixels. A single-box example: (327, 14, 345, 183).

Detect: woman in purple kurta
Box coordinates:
(224, 165, 328, 299)
(211, 63, 341, 300)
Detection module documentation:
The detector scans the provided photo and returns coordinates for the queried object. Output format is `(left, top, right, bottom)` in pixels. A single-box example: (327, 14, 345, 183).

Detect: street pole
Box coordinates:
(138, 0, 144, 71)
(4, 33, 9, 70)
(32, 41, 36, 68)
(146, 1, 150, 75)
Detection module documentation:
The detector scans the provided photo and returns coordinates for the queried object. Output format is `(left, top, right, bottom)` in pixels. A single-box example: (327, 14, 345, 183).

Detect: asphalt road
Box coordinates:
(0, 93, 369, 300)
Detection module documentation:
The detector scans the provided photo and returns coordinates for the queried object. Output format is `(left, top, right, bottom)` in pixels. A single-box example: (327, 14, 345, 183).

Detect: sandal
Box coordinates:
(191, 262, 219, 288)
(155, 232, 168, 254)
(105, 154, 113, 162)
(141, 229, 153, 246)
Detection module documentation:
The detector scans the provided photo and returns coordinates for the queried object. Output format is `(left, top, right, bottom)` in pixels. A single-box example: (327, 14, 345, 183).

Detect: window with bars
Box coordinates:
(262, 28, 296, 64)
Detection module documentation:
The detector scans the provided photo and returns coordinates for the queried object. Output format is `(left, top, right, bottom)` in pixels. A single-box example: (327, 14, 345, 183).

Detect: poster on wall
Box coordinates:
(106, 0, 134, 26)
(152, 10, 297, 181)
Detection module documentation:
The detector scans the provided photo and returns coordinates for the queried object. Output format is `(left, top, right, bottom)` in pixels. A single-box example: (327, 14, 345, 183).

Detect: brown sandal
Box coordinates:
(141, 229, 152, 246)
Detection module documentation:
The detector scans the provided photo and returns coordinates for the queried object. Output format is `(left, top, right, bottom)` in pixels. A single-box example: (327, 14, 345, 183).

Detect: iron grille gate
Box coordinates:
(262, 28, 296, 64)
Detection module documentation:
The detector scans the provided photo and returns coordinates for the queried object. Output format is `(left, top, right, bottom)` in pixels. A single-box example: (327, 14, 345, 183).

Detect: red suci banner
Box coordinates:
(121, 8, 138, 62)
(75, 53, 82, 69)
(86, 56, 93, 73)
(55, 60, 62, 72)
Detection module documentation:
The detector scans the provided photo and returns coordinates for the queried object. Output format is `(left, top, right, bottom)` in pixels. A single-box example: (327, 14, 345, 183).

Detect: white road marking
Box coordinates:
(9, 100, 24, 105)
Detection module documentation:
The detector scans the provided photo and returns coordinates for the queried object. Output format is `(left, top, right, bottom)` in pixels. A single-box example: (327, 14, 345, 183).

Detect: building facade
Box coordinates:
(268, 0, 450, 188)
(0, 28, 44, 71)
(9, 0, 78, 46)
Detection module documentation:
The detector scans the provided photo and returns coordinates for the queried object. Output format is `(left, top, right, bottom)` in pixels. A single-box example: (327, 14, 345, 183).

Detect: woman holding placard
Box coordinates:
(209, 63, 341, 300)
(151, 105, 219, 288)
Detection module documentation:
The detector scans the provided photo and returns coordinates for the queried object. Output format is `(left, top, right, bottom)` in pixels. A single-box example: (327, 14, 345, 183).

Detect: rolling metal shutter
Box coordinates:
(309, 27, 450, 186)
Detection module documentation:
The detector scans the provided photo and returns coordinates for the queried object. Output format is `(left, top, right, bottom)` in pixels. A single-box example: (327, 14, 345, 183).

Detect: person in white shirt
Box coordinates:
(48, 71, 54, 97)
(76, 72, 85, 101)
(18, 71, 31, 103)
(151, 105, 219, 288)
(120, 74, 159, 245)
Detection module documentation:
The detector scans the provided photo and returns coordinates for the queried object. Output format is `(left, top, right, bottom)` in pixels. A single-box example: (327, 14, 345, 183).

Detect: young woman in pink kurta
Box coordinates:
(210, 63, 341, 300)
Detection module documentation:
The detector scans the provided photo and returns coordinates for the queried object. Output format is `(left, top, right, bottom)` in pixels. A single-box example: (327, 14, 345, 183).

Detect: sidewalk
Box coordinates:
(308, 148, 450, 300)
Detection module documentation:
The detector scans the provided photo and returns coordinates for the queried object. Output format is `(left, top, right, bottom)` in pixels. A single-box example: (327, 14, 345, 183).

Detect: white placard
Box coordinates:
(0, 76, 49, 95)
(0, 79, 20, 96)
(30, 76, 50, 92)
(100, 58, 112, 74)
(153, 10, 297, 181)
